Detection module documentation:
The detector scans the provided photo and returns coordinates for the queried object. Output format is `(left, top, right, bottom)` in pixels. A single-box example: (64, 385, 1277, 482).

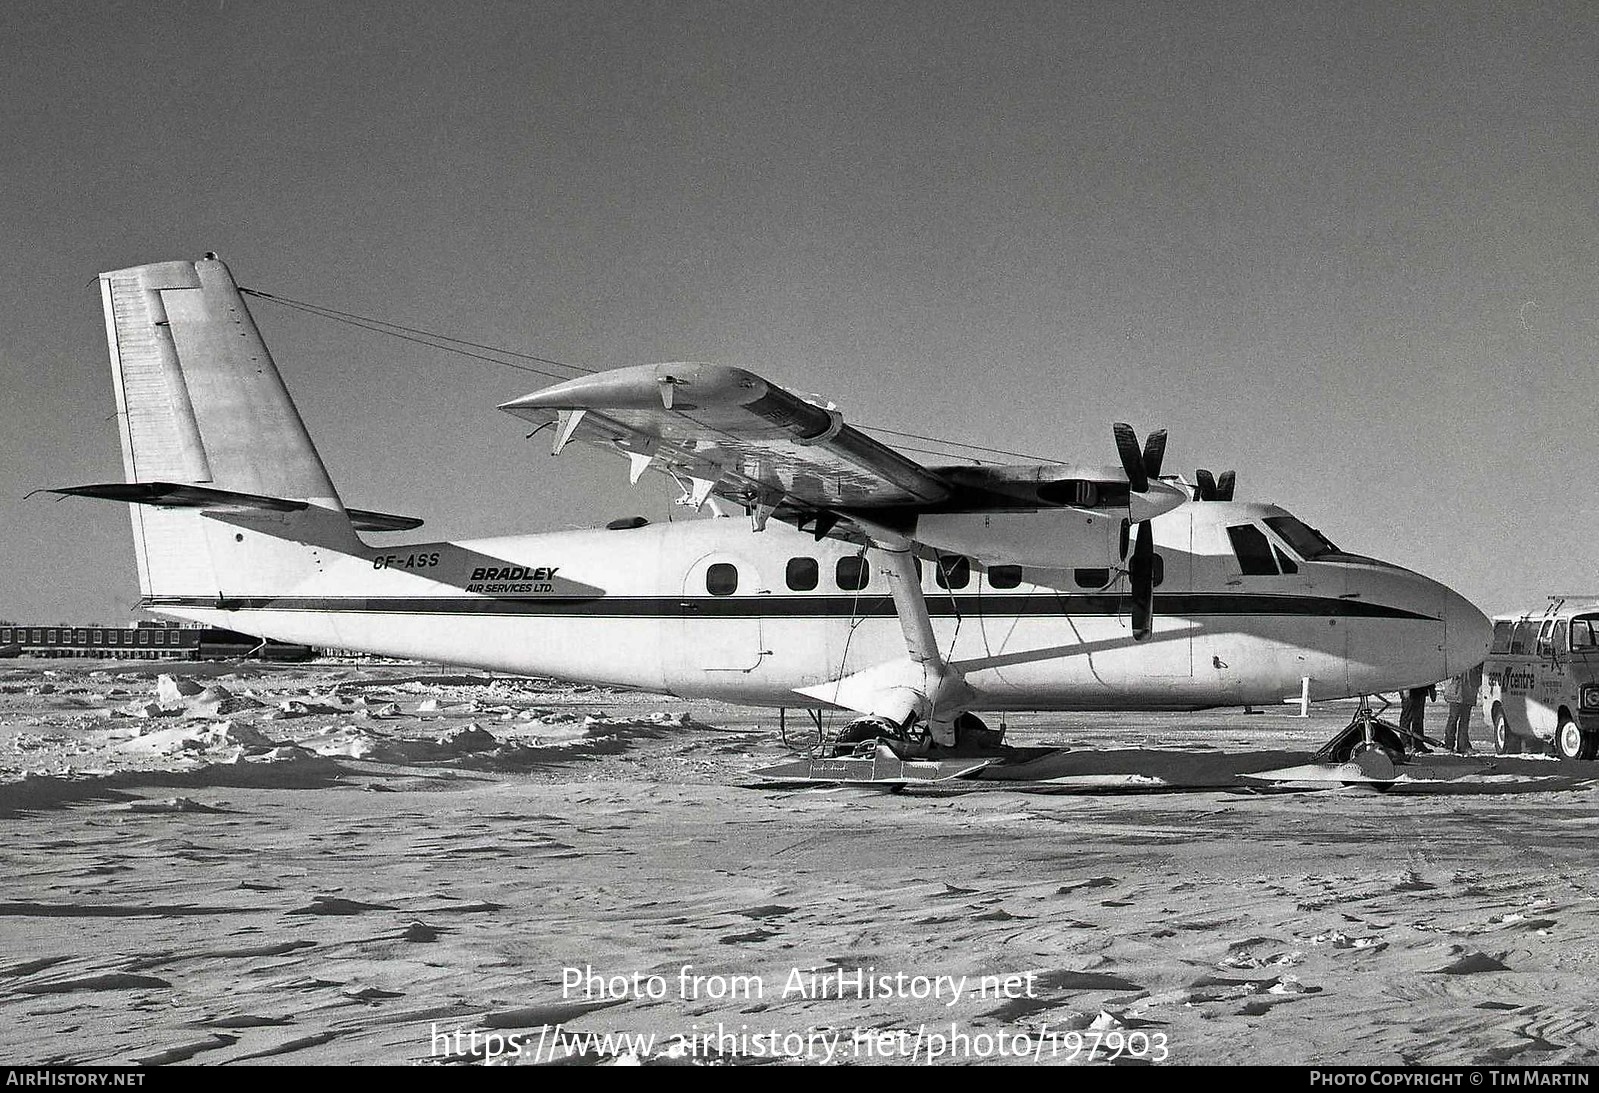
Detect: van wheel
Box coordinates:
(1493, 707, 1520, 755)
(1555, 716, 1598, 761)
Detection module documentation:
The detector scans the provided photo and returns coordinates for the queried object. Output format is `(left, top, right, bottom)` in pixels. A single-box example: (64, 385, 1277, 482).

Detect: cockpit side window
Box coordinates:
(1226, 524, 1279, 576)
(1263, 516, 1340, 560)
(1273, 546, 1298, 575)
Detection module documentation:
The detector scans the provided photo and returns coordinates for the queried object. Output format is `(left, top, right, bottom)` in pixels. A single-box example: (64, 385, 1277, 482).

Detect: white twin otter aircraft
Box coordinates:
(56, 256, 1490, 756)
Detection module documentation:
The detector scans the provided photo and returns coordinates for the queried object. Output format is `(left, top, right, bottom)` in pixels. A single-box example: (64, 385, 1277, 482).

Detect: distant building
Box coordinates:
(0, 620, 314, 662)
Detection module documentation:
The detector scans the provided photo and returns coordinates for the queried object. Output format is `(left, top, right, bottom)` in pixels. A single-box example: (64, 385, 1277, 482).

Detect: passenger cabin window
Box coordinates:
(1490, 621, 1514, 654)
(706, 563, 738, 596)
(1074, 568, 1111, 589)
(1226, 525, 1279, 576)
(785, 557, 818, 592)
(836, 556, 869, 592)
(988, 565, 1022, 590)
(934, 555, 970, 590)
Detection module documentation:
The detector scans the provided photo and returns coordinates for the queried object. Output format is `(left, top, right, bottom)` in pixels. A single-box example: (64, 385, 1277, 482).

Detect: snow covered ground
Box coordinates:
(1, 658, 1597, 1066)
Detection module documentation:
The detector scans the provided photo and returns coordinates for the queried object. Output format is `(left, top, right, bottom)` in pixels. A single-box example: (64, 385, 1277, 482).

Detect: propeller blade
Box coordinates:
(1141, 429, 1167, 480)
(1118, 517, 1131, 561)
(1130, 521, 1155, 641)
(1216, 470, 1236, 502)
(1112, 422, 1147, 493)
(1195, 468, 1216, 501)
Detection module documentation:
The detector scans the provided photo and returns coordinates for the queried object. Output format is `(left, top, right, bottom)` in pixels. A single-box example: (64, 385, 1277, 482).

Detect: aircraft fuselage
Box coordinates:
(144, 499, 1488, 711)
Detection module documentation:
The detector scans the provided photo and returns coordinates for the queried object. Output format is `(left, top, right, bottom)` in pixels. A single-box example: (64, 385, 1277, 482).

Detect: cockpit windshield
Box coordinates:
(1264, 516, 1341, 560)
(1570, 615, 1599, 653)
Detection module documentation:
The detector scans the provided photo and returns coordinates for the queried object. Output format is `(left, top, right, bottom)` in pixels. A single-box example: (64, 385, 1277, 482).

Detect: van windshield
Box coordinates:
(1570, 615, 1599, 652)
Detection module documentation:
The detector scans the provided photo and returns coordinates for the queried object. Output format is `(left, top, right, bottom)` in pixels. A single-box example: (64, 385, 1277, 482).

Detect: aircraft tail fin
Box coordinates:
(95, 255, 364, 601)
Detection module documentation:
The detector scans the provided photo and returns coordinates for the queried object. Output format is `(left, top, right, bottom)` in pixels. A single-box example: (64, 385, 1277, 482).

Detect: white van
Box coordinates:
(1480, 597, 1599, 759)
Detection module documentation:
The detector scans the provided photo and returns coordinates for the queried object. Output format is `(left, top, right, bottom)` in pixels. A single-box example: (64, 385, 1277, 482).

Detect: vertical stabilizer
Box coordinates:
(99, 256, 360, 600)
(102, 255, 344, 503)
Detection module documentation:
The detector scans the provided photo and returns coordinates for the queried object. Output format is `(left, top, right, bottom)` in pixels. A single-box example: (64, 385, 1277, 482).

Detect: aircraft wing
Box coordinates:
(499, 363, 950, 517)
(499, 362, 1170, 530)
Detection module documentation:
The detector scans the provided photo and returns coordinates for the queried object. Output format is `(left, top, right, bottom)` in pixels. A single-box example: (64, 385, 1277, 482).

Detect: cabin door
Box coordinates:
(680, 552, 767, 673)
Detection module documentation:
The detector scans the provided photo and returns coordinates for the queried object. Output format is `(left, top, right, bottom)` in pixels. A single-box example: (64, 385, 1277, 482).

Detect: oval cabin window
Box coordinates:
(988, 565, 1022, 589)
(836, 556, 869, 592)
(935, 555, 971, 590)
(706, 563, 738, 596)
(786, 557, 819, 591)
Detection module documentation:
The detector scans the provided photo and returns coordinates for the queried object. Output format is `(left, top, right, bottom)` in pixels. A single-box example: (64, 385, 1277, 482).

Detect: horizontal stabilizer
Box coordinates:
(39, 482, 422, 532)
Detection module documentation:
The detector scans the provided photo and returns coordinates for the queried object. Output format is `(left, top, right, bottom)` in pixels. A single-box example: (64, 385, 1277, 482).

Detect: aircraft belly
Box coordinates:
(1196, 616, 1351, 705)
(678, 612, 765, 673)
(974, 609, 1193, 694)
(1344, 615, 1443, 694)
(182, 609, 670, 690)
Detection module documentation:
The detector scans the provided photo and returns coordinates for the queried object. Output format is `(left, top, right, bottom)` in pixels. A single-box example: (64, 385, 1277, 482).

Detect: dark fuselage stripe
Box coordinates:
(144, 593, 1438, 622)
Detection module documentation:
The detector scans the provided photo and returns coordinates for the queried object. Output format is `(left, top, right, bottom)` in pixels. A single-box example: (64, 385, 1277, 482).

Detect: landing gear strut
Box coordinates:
(1314, 696, 1435, 766)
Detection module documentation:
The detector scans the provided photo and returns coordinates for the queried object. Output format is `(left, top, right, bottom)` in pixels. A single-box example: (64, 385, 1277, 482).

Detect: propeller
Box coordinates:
(1129, 521, 1155, 641)
(1112, 423, 1168, 641)
(1194, 469, 1236, 501)
(1112, 422, 1166, 493)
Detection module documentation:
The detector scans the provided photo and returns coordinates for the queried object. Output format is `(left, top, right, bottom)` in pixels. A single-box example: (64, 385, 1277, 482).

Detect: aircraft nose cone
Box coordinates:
(1442, 587, 1492, 676)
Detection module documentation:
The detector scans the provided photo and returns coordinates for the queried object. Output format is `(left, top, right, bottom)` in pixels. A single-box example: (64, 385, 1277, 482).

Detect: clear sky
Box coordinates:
(2, 0, 1596, 621)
